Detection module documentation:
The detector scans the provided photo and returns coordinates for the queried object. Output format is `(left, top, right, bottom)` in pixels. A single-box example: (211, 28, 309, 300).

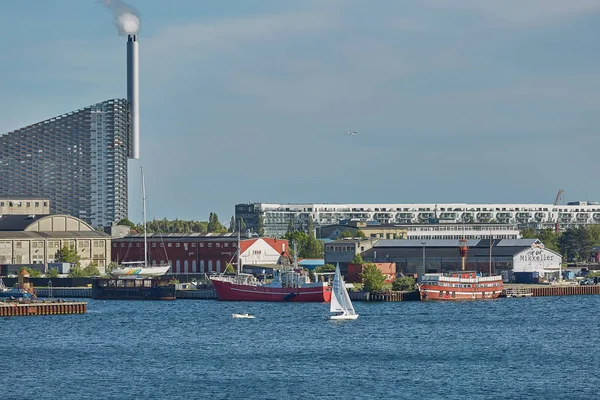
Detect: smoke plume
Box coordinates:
(100, 0, 141, 36)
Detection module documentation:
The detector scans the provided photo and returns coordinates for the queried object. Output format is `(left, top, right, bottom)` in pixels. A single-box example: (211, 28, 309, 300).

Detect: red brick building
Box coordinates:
(111, 233, 288, 275)
(347, 262, 397, 283)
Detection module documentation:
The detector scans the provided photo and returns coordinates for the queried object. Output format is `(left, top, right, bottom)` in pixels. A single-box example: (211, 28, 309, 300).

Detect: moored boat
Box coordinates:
(92, 167, 175, 301)
(211, 241, 331, 302)
(92, 276, 176, 300)
(419, 271, 503, 301)
(211, 271, 331, 302)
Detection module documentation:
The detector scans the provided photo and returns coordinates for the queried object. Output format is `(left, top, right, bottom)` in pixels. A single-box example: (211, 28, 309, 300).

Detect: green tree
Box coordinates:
(286, 218, 295, 234)
(339, 231, 353, 239)
(55, 245, 81, 266)
(520, 227, 537, 239)
(230, 216, 236, 233)
(239, 217, 246, 232)
(106, 262, 119, 274)
(82, 263, 101, 277)
(560, 226, 593, 261)
(314, 264, 336, 273)
(360, 263, 386, 292)
(224, 263, 235, 275)
(46, 268, 59, 278)
(257, 216, 265, 237)
(392, 276, 416, 291)
(355, 230, 366, 238)
(538, 229, 559, 252)
(351, 254, 364, 264)
(117, 218, 136, 230)
(68, 265, 86, 278)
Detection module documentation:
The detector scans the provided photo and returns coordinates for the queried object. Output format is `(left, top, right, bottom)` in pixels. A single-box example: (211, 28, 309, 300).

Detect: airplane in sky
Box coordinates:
(347, 131, 357, 136)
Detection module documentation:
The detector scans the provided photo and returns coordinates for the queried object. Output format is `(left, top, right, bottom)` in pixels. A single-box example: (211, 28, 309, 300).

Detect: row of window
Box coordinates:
(0, 201, 48, 207)
(149, 259, 223, 274)
(114, 242, 234, 249)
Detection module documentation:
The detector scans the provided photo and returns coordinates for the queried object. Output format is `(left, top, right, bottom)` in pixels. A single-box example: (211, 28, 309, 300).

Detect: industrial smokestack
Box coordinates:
(101, 0, 141, 159)
(127, 34, 140, 159)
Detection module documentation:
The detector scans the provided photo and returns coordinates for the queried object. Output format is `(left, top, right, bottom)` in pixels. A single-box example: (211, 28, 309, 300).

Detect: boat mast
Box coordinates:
(141, 167, 147, 268)
(293, 241, 298, 269)
(236, 229, 241, 275)
(489, 230, 493, 276)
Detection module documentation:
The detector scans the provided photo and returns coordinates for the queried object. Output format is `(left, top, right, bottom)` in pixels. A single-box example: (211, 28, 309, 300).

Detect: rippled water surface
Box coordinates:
(2, 296, 599, 400)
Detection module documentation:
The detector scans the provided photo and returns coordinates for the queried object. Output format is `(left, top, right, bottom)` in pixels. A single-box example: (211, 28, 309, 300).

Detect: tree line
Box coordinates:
(117, 212, 241, 234)
(521, 225, 600, 262)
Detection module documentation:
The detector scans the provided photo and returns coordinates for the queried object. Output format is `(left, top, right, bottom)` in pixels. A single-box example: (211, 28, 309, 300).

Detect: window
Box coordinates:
(136, 243, 140, 247)
(216, 243, 221, 248)
(192, 243, 196, 247)
(152, 243, 156, 248)
(200, 243, 204, 248)
(168, 243, 172, 247)
(26, 202, 31, 207)
(113, 243, 117, 248)
(121, 243, 125, 248)
(223, 243, 228, 248)
(35, 202, 39, 207)
(176, 243, 180, 248)
(208, 243, 212, 248)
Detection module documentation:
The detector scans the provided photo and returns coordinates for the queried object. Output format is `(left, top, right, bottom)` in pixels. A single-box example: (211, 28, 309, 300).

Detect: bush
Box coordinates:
(360, 263, 385, 292)
(392, 276, 416, 291)
(46, 268, 59, 278)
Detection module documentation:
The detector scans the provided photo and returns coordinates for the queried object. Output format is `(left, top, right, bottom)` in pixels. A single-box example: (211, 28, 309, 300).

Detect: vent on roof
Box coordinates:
(27, 215, 36, 219)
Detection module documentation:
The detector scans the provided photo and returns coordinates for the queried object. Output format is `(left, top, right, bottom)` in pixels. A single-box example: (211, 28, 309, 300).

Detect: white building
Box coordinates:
(236, 202, 600, 237)
(512, 244, 562, 278)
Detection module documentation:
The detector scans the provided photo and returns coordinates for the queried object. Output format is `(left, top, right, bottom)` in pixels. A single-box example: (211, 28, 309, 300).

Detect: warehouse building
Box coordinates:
(325, 238, 562, 282)
(0, 214, 112, 274)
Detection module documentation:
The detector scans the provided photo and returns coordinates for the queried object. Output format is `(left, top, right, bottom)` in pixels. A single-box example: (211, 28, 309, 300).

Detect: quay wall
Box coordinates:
(0, 301, 87, 317)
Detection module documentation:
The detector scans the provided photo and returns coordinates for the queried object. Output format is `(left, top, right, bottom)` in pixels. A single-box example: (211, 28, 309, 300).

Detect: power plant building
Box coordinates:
(0, 99, 130, 228)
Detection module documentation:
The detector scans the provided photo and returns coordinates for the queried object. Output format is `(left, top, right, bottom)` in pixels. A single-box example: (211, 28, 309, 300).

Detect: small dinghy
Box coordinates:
(232, 313, 256, 319)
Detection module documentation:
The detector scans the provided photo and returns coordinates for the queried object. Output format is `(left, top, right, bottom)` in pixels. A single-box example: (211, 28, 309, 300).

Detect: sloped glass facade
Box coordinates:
(0, 99, 130, 228)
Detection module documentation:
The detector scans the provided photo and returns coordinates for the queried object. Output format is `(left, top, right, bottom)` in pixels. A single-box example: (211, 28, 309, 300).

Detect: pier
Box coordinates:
(349, 290, 420, 302)
(503, 284, 600, 298)
(0, 300, 87, 317)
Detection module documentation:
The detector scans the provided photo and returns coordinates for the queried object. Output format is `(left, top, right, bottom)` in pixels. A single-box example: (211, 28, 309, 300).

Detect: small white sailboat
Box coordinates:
(232, 313, 256, 319)
(110, 167, 171, 277)
(330, 264, 358, 320)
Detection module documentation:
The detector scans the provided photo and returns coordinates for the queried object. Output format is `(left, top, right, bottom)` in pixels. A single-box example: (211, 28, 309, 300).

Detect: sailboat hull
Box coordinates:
(330, 314, 359, 320)
(211, 278, 331, 302)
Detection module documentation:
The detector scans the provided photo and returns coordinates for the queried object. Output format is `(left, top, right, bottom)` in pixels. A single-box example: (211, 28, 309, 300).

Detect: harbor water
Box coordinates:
(1, 296, 599, 399)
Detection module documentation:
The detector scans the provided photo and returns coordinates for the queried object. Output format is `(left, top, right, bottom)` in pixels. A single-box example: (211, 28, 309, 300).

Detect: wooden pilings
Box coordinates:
(0, 301, 87, 317)
(530, 285, 600, 297)
(349, 290, 420, 302)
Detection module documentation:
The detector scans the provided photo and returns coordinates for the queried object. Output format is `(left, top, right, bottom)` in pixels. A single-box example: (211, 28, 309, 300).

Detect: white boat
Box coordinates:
(330, 263, 358, 320)
(110, 264, 170, 277)
(109, 167, 171, 278)
(232, 313, 256, 319)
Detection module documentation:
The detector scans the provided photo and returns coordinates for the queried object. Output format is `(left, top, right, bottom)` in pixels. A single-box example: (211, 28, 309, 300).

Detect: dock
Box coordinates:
(503, 284, 600, 297)
(0, 300, 87, 317)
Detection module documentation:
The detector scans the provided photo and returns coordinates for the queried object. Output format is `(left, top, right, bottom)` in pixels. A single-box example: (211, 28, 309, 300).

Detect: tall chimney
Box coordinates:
(127, 34, 139, 159)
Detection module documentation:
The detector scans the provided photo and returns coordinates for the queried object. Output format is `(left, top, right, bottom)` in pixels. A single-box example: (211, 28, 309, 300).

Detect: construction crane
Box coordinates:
(554, 189, 564, 206)
(554, 189, 564, 232)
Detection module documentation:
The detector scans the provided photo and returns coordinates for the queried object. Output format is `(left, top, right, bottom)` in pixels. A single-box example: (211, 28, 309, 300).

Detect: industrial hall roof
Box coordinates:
(362, 238, 543, 260)
(0, 214, 48, 231)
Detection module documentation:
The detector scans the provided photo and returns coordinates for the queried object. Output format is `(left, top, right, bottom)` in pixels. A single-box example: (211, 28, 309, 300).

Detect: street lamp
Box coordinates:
(421, 241, 426, 273)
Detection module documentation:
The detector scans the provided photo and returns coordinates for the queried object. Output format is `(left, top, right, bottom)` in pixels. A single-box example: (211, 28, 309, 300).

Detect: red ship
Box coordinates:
(211, 270, 331, 302)
(419, 271, 503, 301)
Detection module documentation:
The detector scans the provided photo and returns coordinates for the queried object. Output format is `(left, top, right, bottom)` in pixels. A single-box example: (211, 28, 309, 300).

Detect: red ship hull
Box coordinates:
(419, 271, 503, 301)
(211, 278, 332, 302)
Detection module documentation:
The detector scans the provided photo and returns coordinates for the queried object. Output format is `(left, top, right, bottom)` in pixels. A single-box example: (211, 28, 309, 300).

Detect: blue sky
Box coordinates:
(1, 0, 600, 224)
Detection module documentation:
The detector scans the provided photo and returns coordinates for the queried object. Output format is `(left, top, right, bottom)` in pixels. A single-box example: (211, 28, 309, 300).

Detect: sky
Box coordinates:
(0, 0, 600, 224)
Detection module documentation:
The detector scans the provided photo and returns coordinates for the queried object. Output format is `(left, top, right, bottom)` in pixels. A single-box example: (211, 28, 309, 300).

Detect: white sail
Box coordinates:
(330, 265, 345, 313)
(330, 264, 358, 319)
